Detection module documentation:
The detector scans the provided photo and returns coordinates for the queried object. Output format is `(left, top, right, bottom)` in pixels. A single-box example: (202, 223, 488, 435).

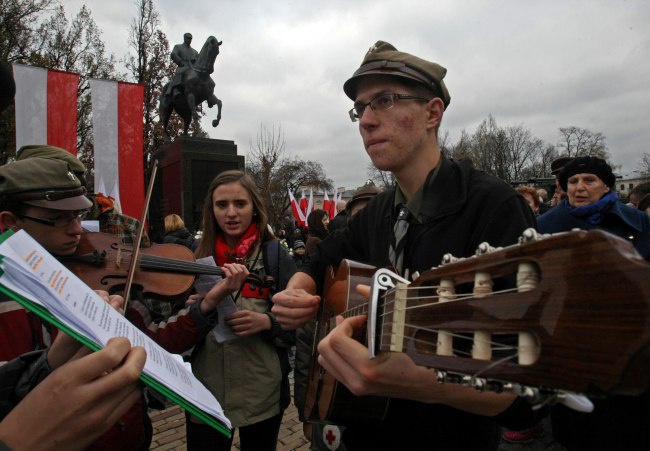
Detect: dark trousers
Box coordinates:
(186, 411, 284, 451)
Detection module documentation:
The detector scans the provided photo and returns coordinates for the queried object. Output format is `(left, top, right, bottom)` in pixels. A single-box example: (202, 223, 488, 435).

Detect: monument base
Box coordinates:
(149, 136, 245, 240)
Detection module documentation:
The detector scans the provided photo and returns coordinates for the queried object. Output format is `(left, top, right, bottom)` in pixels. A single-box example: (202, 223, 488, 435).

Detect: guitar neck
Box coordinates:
(375, 229, 650, 396)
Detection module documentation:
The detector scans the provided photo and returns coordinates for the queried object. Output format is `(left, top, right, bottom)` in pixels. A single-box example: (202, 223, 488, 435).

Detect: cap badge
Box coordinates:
(67, 170, 76, 181)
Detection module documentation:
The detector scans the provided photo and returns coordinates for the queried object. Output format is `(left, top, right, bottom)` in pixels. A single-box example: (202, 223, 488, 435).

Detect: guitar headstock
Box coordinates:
(378, 228, 650, 397)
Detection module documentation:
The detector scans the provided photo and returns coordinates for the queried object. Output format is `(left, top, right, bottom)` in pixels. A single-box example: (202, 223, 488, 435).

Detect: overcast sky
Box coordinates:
(64, 0, 650, 190)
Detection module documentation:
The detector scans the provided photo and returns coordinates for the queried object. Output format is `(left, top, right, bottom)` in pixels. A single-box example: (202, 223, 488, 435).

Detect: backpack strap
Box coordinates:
(261, 239, 281, 295)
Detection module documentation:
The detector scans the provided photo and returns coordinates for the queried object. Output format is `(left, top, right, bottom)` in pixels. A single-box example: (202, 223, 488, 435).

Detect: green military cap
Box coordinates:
(0, 157, 92, 210)
(16, 144, 86, 176)
(343, 41, 451, 108)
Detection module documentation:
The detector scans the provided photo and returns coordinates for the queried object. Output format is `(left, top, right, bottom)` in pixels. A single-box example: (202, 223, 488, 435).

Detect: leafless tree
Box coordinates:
(557, 126, 609, 159)
(636, 153, 650, 179)
(366, 162, 395, 189)
(246, 124, 333, 228)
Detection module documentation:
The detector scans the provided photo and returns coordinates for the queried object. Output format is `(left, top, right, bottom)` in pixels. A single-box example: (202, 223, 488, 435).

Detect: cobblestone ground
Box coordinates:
(149, 385, 310, 451)
(149, 386, 563, 451)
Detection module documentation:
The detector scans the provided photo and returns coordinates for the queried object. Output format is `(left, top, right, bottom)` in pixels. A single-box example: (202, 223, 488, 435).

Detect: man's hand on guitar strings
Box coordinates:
(317, 315, 439, 401)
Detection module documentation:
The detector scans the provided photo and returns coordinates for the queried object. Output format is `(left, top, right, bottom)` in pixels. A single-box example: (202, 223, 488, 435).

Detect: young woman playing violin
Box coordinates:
(128, 170, 297, 451)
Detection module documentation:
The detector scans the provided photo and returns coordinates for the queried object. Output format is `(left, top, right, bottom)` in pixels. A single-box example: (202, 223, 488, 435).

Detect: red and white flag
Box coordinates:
(322, 192, 331, 217)
(299, 190, 308, 222)
(329, 191, 337, 218)
(89, 79, 145, 218)
(288, 189, 306, 227)
(13, 64, 79, 154)
(306, 189, 314, 219)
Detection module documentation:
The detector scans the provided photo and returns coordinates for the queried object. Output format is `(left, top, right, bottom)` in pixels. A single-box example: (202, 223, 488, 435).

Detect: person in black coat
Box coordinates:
(162, 214, 196, 250)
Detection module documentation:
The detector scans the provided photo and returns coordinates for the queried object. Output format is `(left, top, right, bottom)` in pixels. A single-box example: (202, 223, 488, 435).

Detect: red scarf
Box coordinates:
(214, 223, 259, 266)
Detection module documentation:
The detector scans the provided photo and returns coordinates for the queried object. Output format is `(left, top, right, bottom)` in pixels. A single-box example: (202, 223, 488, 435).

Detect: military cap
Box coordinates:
(0, 157, 92, 210)
(558, 156, 616, 192)
(550, 156, 573, 176)
(343, 41, 451, 108)
(16, 144, 86, 176)
(346, 183, 382, 215)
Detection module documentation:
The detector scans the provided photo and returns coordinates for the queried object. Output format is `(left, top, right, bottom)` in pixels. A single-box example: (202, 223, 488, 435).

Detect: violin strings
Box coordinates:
(139, 254, 225, 276)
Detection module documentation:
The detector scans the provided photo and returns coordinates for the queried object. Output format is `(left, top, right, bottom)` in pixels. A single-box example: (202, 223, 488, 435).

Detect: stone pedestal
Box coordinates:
(149, 137, 245, 240)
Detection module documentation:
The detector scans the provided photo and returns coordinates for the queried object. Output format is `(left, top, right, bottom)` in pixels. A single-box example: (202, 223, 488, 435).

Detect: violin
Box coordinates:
(63, 232, 273, 299)
(64, 232, 217, 298)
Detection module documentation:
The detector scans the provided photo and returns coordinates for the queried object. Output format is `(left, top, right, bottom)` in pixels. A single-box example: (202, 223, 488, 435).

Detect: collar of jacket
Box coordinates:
(387, 155, 471, 224)
(603, 200, 647, 233)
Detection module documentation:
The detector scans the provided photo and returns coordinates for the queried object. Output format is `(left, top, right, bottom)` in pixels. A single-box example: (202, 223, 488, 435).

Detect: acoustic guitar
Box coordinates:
(303, 228, 650, 424)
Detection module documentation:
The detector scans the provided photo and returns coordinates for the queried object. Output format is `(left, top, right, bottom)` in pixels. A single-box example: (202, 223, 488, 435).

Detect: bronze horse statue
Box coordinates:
(159, 36, 223, 137)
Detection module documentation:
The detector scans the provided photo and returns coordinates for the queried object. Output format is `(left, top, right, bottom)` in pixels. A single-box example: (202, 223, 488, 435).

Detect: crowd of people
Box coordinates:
(1, 36, 650, 451)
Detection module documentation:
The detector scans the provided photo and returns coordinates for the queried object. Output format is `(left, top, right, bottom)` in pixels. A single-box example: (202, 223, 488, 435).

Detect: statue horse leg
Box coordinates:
(211, 96, 222, 127)
(159, 87, 173, 139)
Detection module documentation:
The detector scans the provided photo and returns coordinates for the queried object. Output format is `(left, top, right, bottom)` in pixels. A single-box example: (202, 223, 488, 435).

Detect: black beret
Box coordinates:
(550, 156, 573, 176)
(343, 41, 451, 108)
(558, 156, 616, 192)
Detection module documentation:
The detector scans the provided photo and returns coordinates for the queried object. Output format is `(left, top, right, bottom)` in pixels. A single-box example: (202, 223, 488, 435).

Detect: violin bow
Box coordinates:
(123, 159, 159, 311)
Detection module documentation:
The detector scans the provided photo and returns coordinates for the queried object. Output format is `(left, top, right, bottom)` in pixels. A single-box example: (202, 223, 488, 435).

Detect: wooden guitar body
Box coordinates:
(303, 260, 390, 424)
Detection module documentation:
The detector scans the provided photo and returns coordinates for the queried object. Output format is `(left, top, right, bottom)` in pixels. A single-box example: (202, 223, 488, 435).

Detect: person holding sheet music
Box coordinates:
(0, 155, 159, 449)
(173, 170, 296, 451)
(272, 41, 540, 450)
(0, 61, 149, 450)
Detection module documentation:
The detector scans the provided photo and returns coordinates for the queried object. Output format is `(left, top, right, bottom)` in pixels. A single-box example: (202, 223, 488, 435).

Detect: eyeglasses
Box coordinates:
(349, 93, 431, 122)
(17, 210, 89, 228)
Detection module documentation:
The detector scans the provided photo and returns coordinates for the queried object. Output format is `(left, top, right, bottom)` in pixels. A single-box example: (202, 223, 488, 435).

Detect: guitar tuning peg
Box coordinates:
(440, 253, 463, 265)
(476, 242, 501, 255)
(519, 227, 542, 243)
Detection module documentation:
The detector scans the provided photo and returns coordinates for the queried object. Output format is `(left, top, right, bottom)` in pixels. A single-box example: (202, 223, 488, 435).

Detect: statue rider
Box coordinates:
(167, 32, 199, 99)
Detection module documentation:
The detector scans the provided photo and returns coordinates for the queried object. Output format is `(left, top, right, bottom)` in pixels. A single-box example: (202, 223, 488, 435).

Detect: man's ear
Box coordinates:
(0, 211, 19, 231)
(425, 97, 445, 131)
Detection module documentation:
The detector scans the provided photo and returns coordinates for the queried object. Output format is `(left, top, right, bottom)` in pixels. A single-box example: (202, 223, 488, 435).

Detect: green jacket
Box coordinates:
(190, 239, 296, 427)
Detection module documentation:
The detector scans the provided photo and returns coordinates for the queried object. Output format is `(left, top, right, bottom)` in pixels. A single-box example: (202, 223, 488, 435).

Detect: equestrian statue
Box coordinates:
(159, 33, 223, 137)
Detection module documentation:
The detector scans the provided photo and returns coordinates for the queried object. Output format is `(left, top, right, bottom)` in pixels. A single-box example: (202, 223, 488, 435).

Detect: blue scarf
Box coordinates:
(564, 191, 618, 225)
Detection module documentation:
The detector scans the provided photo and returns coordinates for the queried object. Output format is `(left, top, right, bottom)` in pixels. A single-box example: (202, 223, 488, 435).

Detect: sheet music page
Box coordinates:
(0, 230, 230, 428)
(194, 256, 239, 343)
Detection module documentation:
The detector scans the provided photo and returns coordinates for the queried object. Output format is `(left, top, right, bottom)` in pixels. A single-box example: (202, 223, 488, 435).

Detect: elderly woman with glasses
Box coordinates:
(536, 155, 650, 451)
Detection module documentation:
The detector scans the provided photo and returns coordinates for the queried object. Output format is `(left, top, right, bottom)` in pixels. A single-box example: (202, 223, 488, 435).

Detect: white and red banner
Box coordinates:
(13, 64, 145, 219)
(13, 64, 79, 154)
(89, 79, 145, 218)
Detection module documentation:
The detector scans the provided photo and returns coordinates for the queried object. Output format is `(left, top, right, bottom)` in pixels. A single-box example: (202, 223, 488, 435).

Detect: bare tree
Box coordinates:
(246, 124, 333, 228)
(636, 153, 650, 179)
(557, 126, 609, 159)
(505, 124, 545, 181)
(366, 162, 395, 189)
